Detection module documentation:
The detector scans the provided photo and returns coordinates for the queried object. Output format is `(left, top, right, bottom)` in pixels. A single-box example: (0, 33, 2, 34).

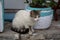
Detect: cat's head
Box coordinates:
(30, 10, 41, 21)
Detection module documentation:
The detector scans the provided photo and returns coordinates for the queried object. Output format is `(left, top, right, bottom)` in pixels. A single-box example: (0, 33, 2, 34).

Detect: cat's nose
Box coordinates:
(34, 18, 39, 21)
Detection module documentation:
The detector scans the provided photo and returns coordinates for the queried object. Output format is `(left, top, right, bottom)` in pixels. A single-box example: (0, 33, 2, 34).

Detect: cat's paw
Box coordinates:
(29, 31, 33, 35)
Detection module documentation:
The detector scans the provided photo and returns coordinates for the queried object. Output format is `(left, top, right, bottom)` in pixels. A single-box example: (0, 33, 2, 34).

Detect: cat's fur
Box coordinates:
(12, 10, 40, 34)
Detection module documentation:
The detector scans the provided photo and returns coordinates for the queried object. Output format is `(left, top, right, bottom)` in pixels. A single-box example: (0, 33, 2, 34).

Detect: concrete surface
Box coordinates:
(0, 21, 60, 40)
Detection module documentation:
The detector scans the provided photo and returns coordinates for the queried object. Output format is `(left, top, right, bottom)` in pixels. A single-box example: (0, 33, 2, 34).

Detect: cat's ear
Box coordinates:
(30, 10, 35, 14)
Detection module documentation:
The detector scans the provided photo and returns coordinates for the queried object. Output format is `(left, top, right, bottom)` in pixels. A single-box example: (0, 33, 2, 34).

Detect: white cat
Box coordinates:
(12, 10, 40, 35)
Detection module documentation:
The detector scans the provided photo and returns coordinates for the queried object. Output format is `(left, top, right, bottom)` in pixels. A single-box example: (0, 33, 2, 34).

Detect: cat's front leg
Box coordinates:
(29, 26, 35, 36)
(29, 26, 33, 35)
(31, 27, 34, 33)
(29, 31, 33, 35)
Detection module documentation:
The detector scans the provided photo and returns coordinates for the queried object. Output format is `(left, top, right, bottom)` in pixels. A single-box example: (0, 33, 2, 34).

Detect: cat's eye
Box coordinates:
(38, 15, 40, 17)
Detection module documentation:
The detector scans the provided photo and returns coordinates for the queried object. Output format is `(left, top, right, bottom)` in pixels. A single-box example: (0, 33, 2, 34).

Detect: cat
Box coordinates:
(11, 10, 40, 35)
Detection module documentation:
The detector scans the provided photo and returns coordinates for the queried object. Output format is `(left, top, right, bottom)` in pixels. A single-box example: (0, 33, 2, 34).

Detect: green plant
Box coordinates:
(25, 0, 57, 8)
(29, 0, 46, 8)
(48, 0, 57, 7)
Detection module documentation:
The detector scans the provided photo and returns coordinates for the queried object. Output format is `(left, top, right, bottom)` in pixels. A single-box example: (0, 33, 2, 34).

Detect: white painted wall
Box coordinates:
(4, 0, 25, 9)
(4, 0, 58, 9)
